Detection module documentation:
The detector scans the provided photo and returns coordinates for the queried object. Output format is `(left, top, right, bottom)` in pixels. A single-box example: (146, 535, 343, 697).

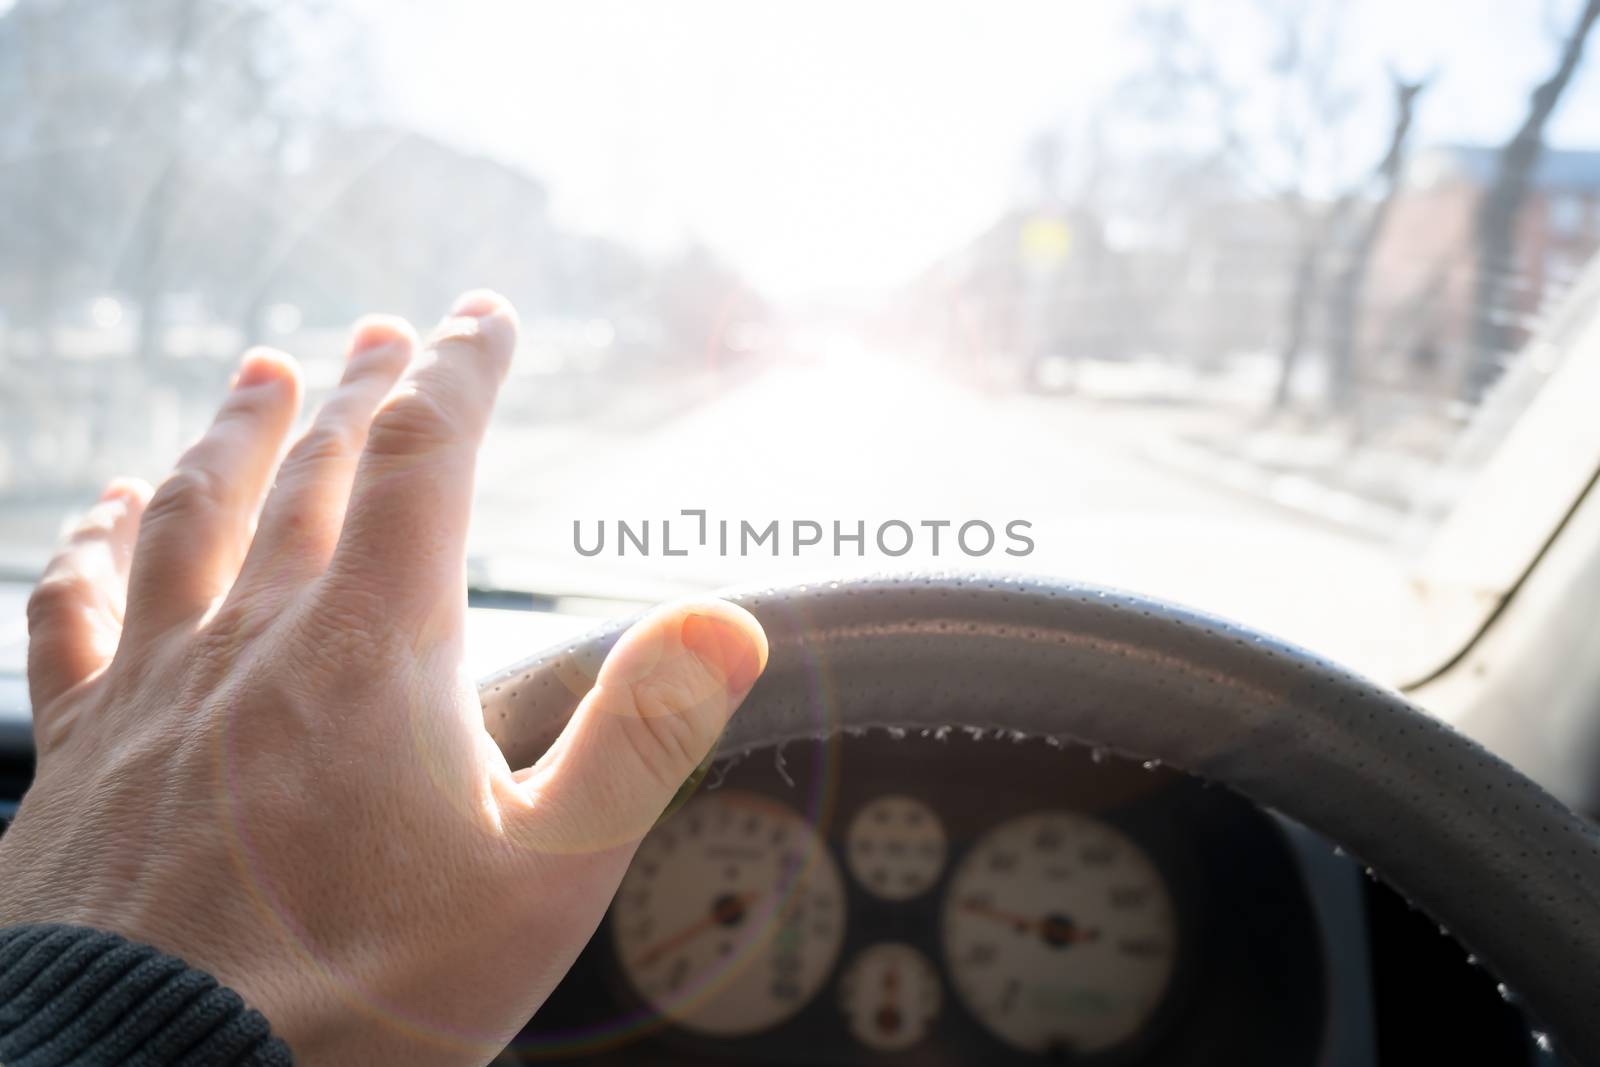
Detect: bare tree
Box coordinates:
(122, 1, 201, 365)
(0, 0, 131, 358)
(1271, 200, 1343, 408)
(1468, 0, 1600, 396)
(1133, 0, 1368, 411)
(1323, 71, 1431, 412)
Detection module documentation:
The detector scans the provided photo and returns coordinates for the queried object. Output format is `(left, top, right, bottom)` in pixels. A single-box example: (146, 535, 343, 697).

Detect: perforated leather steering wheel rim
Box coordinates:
(480, 573, 1600, 1063)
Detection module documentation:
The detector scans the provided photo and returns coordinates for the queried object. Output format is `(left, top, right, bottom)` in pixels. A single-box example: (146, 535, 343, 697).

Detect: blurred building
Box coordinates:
(1163, 198, 1304, 369)
(901, 191, 1305, 389)
(1363, 144, 1600, 397)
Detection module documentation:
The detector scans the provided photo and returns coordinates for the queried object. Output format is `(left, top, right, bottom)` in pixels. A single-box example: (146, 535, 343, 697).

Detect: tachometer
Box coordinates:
(612, 790, 845, 1036)
(941, 811, 1178, 1055)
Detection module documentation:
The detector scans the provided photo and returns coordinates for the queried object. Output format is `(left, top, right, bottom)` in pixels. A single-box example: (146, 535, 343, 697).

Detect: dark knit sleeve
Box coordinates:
(0, 924, 293, 1066)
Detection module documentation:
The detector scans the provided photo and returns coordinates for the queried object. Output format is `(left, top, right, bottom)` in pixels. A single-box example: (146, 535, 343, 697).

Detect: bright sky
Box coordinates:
(354, 0, 1600, 301)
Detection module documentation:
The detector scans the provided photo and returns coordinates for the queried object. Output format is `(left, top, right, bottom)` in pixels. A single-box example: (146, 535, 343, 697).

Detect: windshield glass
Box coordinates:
(5, 0, 1600, 682)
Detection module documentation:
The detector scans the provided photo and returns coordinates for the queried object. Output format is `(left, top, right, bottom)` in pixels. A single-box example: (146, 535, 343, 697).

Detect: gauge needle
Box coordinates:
(877, 964, 902, 1035)
(635, 890, 762, 968)
(879, 963, 900, 1012)
(959, 899, 1100, 945)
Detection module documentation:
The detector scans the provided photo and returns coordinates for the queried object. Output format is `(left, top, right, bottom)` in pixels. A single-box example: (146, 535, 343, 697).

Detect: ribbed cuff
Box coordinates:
(0, 924, 292, 1066)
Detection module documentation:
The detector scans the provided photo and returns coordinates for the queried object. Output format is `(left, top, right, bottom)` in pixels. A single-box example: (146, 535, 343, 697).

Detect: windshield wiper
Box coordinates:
(466, 586, 560, 612)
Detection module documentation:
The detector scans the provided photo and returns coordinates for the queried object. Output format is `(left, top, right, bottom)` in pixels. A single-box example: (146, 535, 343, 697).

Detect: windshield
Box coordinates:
(5, 0, 1600, 682)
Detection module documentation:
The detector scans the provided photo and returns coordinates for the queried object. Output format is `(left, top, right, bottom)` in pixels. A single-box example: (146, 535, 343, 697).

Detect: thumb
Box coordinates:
(511, 599, 768, 854)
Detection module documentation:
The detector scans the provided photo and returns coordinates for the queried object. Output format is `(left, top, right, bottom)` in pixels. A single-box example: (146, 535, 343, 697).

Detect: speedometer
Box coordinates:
(941, 811, 1178, 1055)
(612, 790, 845, 1036)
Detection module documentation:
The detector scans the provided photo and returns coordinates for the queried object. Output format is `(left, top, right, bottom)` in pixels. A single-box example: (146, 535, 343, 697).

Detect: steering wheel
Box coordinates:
(479, 574, 1600, 1063)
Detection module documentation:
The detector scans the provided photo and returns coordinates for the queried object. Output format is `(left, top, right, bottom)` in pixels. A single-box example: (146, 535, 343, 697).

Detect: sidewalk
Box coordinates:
(1143, 431, 1417, 542)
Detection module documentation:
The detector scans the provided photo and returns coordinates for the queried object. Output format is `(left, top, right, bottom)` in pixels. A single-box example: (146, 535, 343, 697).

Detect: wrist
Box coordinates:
(0, 923, 292, 1066)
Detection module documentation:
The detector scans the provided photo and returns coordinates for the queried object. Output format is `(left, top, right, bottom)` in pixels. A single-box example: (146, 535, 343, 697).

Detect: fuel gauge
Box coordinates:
(839, 943, 941, 1052)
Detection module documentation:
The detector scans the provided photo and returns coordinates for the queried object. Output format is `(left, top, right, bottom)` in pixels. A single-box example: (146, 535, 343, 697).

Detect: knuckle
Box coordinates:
(214, 372, 288, 422)
(343, 348, 409, 385)
(365, 388, 465, 458)
(289, 417, 364, 468)
(216, 389, 271, 422)
(66, 509, 118, 545)
(26, 572, 95, 629)
(621, 677, 720, 790)
(196, 598, 270, 652)
(145, 465, 225, 525)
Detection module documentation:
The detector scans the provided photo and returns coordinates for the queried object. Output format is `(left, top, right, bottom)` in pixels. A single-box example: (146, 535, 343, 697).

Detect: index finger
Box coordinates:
(324, 291, 518, 627)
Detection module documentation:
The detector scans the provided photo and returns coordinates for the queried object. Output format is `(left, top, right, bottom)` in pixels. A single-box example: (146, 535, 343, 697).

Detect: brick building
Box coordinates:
(1363, 144, 1600, 396)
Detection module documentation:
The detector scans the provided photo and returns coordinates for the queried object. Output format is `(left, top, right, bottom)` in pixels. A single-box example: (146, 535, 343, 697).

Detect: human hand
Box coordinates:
(0, 292, 768, 1064)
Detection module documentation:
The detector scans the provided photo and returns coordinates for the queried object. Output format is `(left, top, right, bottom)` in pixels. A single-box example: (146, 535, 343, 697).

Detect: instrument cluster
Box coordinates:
(612, 789, 1180, 1057)
(513, 731, 1328, 1065)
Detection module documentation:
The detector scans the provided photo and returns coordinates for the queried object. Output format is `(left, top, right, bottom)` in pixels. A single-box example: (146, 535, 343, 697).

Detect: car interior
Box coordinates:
(8, 1, 1600, 1064)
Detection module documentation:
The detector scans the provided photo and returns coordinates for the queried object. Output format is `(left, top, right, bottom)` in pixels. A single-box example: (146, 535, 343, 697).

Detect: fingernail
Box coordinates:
(99, 478, 141, 504)
(350, 328, 398, 356)
(680, 612, 763, 698)
(451, 290, 504, 318)
(233, 357, 283, 389)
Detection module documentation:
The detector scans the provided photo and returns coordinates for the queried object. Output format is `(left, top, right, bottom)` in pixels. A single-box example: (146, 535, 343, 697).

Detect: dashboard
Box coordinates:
(508, 732, 1349, 1065)
(0, 588, 1554, 1066)
(0, 718, 1550, 1065)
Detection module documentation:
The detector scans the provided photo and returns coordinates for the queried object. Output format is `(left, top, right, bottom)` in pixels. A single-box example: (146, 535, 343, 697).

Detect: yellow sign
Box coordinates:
(1020, 217, 1072, 266)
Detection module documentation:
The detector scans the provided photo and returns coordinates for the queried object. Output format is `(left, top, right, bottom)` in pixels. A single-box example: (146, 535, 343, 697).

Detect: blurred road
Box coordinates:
(0, 345, 1444, 736)
(0, 348, 1425, 679)
(470, 351, 1420, 679)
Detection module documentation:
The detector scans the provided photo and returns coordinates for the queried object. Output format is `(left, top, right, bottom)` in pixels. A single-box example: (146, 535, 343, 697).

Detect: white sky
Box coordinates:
(352, 0, 1600, 300)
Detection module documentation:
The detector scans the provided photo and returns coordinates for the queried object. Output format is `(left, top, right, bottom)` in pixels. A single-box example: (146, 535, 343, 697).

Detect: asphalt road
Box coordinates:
(468, 352, 1418, 680)
(0, 349, 1422, 680)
